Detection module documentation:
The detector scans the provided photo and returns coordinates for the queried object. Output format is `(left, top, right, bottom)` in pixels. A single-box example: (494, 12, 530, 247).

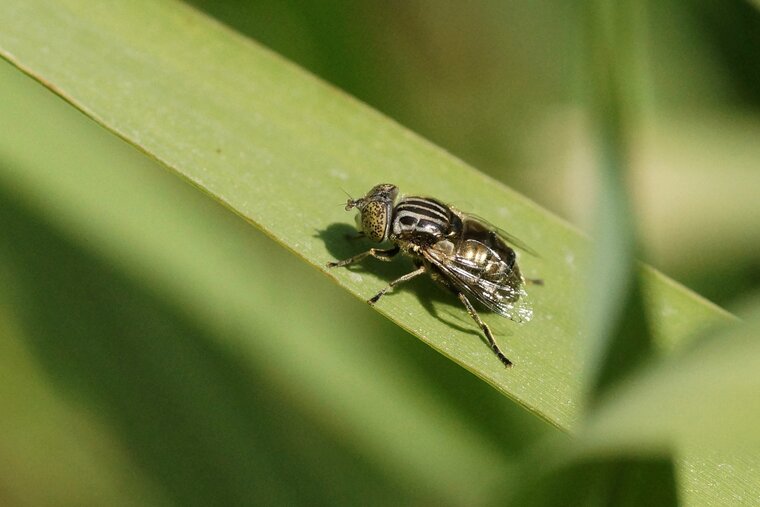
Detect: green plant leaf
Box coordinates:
(0, 58, 543, 505)
(582, 300, 760, 454)
(1, 3, 751, 503)
(0, 0, 731, 430)
(0, 298, 170, 507)
(505, 4, 680, 504)
(577, 302, 760, 506)
(582, 0, 657, 402)
(507, 455, 678, 507)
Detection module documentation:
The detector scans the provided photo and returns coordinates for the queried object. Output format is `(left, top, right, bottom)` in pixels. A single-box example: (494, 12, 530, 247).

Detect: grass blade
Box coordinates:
(0, 58, 537, 504)
(0, 0, 733, 430)
(0, 1, 754, 504)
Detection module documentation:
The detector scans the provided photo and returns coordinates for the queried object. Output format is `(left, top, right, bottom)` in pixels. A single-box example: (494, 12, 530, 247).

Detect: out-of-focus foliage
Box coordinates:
(0, 0, 758, 506)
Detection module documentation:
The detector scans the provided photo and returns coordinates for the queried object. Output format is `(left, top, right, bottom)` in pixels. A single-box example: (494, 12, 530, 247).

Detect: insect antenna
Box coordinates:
(340, 186, 363, 210)
(339, 187, 354, 200)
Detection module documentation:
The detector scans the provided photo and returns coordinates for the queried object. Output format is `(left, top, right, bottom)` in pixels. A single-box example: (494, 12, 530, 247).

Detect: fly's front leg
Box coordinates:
(368, 266, 426, 305)
(326, 245, 399, 268)
(457, 292, 513, 367)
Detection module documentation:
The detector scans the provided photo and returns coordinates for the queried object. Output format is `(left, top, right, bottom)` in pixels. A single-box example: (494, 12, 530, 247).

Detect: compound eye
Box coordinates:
(361, 201, 389, 242)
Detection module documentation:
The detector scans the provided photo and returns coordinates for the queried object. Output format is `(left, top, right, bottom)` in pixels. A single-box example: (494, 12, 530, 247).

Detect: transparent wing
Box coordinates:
(423, 245, 534, 323)
(455, 210, 539, 257)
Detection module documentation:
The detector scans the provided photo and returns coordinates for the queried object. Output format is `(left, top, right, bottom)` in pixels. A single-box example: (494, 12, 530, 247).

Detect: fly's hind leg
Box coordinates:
(326, 245, 400, 268)
(368, 266, 426, 305)
(457, 292, 513, 367)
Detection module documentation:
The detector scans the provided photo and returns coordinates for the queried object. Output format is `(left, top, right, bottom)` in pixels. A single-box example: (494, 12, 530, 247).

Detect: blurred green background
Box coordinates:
(0, 1, 758, 505)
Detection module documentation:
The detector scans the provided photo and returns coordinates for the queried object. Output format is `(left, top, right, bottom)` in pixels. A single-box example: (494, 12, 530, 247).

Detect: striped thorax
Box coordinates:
(392, 197, 452, 240)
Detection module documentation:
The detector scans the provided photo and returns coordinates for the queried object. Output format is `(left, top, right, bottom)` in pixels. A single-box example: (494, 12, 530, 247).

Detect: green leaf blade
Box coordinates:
(0, 0, 731, 432)
(0, 58, 531, 505)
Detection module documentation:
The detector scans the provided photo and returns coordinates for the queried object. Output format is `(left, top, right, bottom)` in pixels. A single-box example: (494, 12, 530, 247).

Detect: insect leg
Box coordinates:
(368, 266, 426, 305)
(525, 277, 544, 286)
(326, 245, 400, 268)
(457, 292, 513, 367)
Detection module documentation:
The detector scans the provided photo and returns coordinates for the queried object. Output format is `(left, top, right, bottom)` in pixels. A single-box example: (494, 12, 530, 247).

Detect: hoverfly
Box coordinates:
(327, 183, 540, 367)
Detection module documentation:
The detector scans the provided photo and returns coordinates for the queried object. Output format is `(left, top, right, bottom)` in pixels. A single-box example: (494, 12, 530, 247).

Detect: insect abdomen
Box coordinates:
(392, 197, 451, 238)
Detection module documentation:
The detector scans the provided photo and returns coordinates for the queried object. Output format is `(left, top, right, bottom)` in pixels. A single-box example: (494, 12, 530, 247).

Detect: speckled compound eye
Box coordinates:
(361, 201, 389, 242)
